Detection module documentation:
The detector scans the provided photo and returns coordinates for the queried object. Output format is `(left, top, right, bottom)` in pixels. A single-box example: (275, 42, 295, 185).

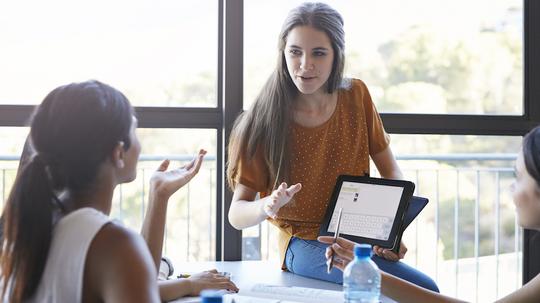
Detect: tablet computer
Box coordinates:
(403, 196, 428, 229)
(319, 175, 415, 250)
(389, 196, 429, 253)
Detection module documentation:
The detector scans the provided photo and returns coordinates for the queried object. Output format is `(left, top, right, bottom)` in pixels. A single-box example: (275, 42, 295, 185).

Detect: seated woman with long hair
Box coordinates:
(319, 125, 540, 303)
(0, 80, 237, 302)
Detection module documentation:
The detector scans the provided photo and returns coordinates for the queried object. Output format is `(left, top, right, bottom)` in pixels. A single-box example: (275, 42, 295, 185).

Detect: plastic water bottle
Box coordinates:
(200, 289, 223, 303)
(343, 244, 381, 303)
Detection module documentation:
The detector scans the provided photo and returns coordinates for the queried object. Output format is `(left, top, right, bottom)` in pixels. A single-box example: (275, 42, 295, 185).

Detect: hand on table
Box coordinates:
(186, 269, 239, 296)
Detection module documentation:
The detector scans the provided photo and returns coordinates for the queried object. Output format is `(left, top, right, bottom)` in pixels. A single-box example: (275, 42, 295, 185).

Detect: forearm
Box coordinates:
(381, 167, 403, 180)
(496, 273, 540, 303)
(381, 271, 462, 303)
(141, 190, 169, 271)
(372, 146, 403, 180)
(158, 279, 192, 301)
(228, 197, 270, 230)
(378, 158, 403, 179)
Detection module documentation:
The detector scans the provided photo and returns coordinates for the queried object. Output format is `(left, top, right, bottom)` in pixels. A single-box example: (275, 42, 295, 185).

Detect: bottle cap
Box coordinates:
(354, 243, 372, 258)
(200, 289, 223, 303)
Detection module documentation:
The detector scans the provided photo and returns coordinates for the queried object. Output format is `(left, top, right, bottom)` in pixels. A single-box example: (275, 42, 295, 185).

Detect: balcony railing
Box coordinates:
(242, 153, 521, 303)
(0, 154, 218, 264)
(0, 153, 521, 302)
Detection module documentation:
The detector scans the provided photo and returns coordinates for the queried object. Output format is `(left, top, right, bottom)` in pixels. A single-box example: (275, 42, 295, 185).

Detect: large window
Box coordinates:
(0, 1, 539, 302)
(244, 0, 523, 115)
(0, 0, 228, 261)
(242, 1, 539, 302)
(110, 128, 218, 262)
(0, 0, 218, 107)
(392, 134, 521, 301)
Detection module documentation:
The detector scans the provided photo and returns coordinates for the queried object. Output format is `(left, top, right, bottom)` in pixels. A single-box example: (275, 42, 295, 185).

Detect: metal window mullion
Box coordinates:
(221, 0, 244, 261)
(141, 169, 146, 225)
(2, 169, 5, 209)
(454, 170, 460, 297)
(435, 170, 440, 283)
(474, 171, 480, 303)
(266, 221, 270, 260)
(495, 171, 500, 299)
(382, 114, 533, 136)
(414, 170, 420, 268)
(210, 168, 214, 260)
(515, 213, 520, 290)
(215, 0, 225, 261)
(523, 0, 540, 286)
(187, 184, 191, 261)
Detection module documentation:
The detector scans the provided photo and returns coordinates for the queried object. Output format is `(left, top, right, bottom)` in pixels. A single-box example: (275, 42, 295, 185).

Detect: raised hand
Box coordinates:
(263, 182, 302, 219)
(150, 149, 207, 201)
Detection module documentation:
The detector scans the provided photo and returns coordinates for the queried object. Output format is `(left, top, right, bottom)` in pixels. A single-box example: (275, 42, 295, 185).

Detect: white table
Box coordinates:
(169, 260, 395, 303)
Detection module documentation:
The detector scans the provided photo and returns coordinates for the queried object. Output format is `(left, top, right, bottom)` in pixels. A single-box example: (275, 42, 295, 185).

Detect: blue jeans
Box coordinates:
(285, 237, 439, 292)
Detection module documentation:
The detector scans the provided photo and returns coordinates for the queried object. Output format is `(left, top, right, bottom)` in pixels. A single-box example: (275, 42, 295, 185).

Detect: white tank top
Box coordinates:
(30, 207, 111, 303)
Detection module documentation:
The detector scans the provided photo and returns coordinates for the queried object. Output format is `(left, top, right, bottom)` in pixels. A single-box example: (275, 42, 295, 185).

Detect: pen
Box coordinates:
(177, 271, 232, 279)
(327, 207, 343, 274)
(177, 273, 191, 278)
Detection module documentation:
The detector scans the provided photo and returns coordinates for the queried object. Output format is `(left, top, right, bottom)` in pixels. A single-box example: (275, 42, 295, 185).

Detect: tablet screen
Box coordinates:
(327, 181, 404, 241)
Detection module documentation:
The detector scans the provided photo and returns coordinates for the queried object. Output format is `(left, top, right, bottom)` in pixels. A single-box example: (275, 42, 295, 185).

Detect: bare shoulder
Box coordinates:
(92, 222, 149, 255)
(83, 222, 160, 303)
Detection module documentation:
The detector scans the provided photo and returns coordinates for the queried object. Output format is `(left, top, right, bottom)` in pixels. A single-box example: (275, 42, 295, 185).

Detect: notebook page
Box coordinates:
(228, 284, 342, 303)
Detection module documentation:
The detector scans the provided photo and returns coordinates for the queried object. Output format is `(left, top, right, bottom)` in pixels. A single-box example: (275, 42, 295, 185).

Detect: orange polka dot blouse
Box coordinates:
(234, 78, 390, 266)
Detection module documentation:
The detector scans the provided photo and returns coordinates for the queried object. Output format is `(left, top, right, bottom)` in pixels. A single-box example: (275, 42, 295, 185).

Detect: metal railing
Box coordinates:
(0, 154, 218, 264)
(242, 153, 521, 303)
(0, 153, 522, 302)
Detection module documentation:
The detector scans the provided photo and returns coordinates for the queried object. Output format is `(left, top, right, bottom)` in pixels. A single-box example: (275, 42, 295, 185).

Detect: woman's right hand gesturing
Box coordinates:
(263, 182, 302, 219)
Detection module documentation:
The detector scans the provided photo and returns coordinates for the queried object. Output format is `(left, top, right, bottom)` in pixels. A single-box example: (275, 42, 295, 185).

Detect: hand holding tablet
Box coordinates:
(319, 175, 426, 254)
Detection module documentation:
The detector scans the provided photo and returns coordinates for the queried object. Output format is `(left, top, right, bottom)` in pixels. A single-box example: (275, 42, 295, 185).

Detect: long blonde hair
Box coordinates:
(227, 2, 346, 191)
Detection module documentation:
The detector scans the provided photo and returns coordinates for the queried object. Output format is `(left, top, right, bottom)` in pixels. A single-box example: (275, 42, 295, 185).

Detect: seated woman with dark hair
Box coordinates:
(0, 80, 237, 303)
(319, 125, 540, 303)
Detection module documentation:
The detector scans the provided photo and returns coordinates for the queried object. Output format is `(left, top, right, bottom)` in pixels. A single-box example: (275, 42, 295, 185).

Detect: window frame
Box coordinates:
(376, 0, 538, 284)
(0, 0, 537, 281)
(0, 0, 245, 262)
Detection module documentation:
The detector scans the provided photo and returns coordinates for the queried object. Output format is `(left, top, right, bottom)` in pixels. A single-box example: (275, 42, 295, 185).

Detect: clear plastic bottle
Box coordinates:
(343, 244, 381, 303)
